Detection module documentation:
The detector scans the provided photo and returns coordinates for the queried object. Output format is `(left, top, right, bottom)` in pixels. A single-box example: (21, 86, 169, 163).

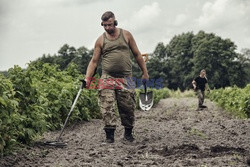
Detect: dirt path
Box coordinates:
(1, 97, 250, 167)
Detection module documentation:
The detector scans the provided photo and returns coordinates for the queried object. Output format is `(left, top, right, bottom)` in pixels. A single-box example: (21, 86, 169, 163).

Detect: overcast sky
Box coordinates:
(0, 0, 250, 71)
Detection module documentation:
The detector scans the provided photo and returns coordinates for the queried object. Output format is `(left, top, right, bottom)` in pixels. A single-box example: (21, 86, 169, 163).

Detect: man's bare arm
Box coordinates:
(85, 36, 102, 87)
(192, 80, 196, 89)
(125, 31, 149, 80)
(205, 83, 210, 91)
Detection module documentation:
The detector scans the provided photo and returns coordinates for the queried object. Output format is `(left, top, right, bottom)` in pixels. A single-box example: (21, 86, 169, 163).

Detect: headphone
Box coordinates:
(101, 20, 118, 26)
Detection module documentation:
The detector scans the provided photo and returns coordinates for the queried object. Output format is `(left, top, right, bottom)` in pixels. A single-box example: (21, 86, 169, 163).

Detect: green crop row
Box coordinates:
(208, 84, 250, 118)
(0, 62, 100, 155)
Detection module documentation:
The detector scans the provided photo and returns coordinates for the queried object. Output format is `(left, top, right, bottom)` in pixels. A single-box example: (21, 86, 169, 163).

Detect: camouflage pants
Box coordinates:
(98, 75, 136, 129)
(196, 89, 205, 107)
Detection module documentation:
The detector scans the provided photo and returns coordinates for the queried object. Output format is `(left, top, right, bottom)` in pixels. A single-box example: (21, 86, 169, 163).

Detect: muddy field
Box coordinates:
(1, 97, 250, 167)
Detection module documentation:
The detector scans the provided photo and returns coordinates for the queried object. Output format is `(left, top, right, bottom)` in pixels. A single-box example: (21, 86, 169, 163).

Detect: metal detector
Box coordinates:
(44, 80, 86, 147)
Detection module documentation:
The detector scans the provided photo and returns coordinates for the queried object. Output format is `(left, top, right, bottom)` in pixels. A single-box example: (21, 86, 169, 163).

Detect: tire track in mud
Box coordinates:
(1, 97, 250, 167)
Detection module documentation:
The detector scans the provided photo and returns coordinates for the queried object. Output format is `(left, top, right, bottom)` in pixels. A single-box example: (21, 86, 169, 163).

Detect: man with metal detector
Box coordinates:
(85, 11, 149, 143)
(192, 69, 210, 110)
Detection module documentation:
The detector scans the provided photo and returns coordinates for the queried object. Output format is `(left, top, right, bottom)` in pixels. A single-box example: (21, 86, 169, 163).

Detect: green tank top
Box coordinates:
(101, 29, 133, 77)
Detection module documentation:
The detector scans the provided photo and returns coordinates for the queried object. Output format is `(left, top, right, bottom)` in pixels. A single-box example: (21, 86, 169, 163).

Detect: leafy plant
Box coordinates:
(208, 84, 250, 118)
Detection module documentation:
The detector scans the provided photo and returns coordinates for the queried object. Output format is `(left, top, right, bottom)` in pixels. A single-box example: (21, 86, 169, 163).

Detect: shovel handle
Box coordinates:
(142, 54, 149, 62)
(144, 83, 147, 94)
(143, 80, 147, 95)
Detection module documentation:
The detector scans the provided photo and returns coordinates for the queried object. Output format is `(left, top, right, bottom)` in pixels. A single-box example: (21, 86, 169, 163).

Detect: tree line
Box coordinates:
(27, 30, 250, 91)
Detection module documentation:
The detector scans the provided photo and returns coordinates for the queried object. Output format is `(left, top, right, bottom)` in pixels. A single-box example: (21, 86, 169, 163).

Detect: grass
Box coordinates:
(188, 127, 208, 139)
(169, 89, 196, 98)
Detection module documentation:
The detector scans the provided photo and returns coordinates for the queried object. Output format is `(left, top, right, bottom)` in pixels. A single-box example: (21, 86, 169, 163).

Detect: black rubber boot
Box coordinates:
(200, 105, 207, 108)
(104, 129, 115, 143)
(124, 127, 135, 142)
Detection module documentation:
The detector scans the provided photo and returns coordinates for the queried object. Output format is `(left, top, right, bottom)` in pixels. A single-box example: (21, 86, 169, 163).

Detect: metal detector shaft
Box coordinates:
(56, 81, 85, 141)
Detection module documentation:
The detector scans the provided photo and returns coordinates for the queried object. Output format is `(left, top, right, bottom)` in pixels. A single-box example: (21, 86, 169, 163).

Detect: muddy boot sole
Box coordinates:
(105, 138, 114, 143)
(123, 136, 135, 142)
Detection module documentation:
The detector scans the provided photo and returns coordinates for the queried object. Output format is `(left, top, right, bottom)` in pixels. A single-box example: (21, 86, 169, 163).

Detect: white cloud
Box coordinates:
(194, 0, 250, 50)
(0, 0, 250, 70)
(173, 14, 189, 26)
(123, 2, 161, 32)
(196, 0, 248, 29)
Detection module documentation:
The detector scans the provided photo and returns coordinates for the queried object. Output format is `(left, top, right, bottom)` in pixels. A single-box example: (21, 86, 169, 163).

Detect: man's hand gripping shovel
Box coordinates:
(139, 54, 153, 111)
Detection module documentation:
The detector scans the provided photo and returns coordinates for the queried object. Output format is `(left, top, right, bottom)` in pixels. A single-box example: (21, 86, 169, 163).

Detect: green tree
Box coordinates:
(147, 31, 248, 90)
(34, 44, 94, 75)
(147, 42, 169, 87)
(165, 32, 194, 90)
(239, 48, 250, 83)
(191, 31, 244, 88)
(71, 46, 93, 74)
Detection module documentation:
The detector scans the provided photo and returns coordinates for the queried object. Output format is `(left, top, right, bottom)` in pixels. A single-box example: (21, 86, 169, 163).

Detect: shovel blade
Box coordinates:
(139, 91, 153, 111)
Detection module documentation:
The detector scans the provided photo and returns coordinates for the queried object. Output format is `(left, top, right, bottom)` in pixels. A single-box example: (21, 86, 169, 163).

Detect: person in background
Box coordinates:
(192, 69, 210, 110)
(85, 11, 149, 143)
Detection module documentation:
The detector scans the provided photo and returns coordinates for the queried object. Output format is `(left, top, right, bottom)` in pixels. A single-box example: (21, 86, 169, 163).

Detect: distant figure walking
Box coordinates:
(192, 69, 210, 110)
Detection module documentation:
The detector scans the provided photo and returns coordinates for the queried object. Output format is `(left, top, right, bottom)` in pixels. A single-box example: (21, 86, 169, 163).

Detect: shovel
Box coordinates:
(139, 81, 153, 111)
(43, 79, 86, 147)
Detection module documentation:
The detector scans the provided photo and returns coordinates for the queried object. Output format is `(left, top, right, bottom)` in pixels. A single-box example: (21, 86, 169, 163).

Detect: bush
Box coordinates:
(208, 84, 250, 118)
(0, 63, 100, 154)
(0, 74, 20, 155)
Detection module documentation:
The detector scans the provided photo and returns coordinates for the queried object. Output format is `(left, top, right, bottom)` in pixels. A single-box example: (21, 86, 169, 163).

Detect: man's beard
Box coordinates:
(106, 29, 115, 35)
